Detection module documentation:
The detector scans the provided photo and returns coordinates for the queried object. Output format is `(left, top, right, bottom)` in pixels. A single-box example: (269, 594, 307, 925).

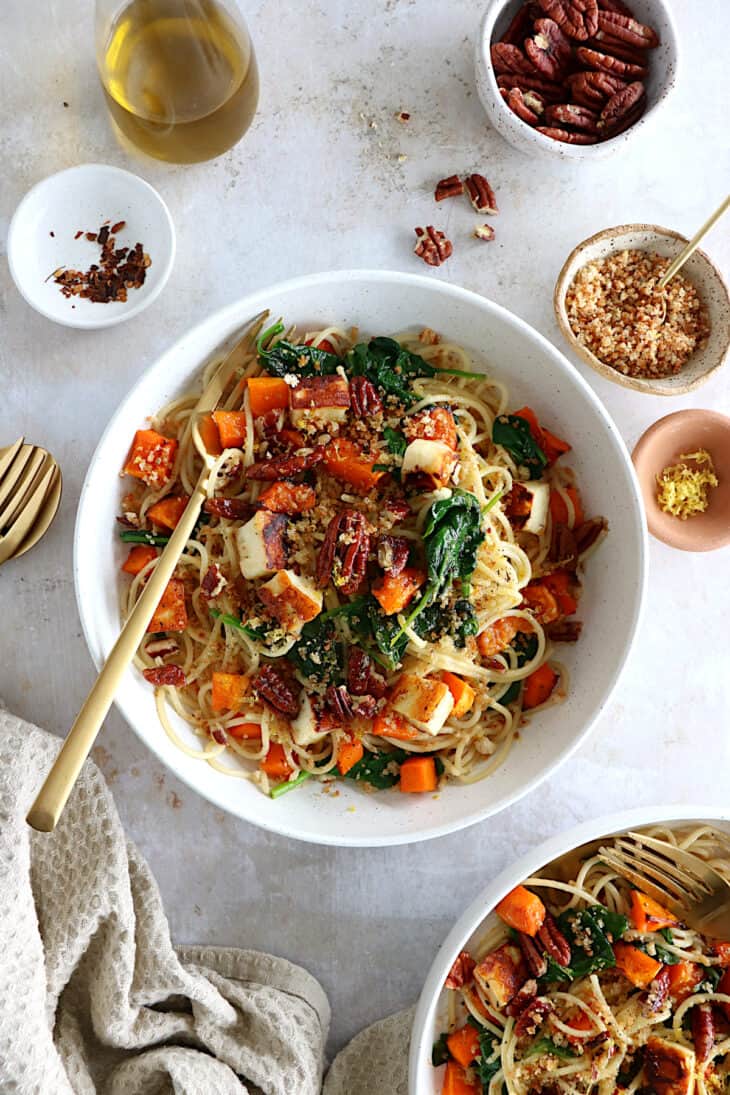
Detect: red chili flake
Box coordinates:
(52, 221, 151, 304)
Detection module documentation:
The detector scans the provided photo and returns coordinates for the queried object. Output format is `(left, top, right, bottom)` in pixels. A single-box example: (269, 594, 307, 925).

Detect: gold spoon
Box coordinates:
(657, 194, 730, 290)
(0, 438, 62, 566)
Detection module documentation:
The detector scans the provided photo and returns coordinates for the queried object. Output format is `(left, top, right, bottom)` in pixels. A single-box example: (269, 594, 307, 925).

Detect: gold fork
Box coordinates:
(0, 438, 62, 566)
(27, 311, 268, 833)
(599, 829, 730, 938)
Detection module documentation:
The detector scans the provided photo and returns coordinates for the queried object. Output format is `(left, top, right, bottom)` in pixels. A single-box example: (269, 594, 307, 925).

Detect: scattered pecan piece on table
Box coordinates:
(349, 376, 383, 416)
(143, 665, 186, 687)
(576, 45, 647, 78)
(536, 126, 598, 144)
(474, 224, 496, 241)
(537, 911, 572, 966)
(596, 10, 659, 48)
(526, 19, 573, 80)
(445, 950, 476, 990)
(377, 534, 410, 576)
(316, 509, 370, 594)
(491, 42, 540, 76)
(253, 664, 300, 716)
(434, 174, 463, 201)
(245, 447, 325, 481)
(535, 0, 599, 41)
(414, 226, 453, 267)
(544, 102, 599, 131)
(464, 174, 498, 215)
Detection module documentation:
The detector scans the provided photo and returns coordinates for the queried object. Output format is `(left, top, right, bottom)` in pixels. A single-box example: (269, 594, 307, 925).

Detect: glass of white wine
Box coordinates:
(95, 0, 259, 164)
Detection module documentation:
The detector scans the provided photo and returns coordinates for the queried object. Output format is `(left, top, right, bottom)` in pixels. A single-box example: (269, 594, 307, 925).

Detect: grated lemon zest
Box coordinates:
(656, 449, 718, 520)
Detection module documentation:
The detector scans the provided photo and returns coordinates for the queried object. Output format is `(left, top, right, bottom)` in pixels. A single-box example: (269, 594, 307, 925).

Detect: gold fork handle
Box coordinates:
(26, 471, 208, 832)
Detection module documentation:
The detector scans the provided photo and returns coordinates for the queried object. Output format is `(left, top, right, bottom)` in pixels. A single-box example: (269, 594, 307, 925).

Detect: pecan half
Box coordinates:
(597, 9, 658, 47)
(474, 223, 496, 241)
(464, 173, 498, 214)
(143, 665, 186, 687)
(536, 0, 598, 40)
(325, 684, 355, 721)
(503, 86, 544, 124)
(491, 42, 539, 76)
(597, 0, 635, 14)
(515, 997, 553, 1036)
(576, 45, 647, 78)
(692, 1003, 714, 1062)
(544, 102, 599, 131)
(505, 979, 538, 1017)
(566, 70, 626, 107)
(145, 638, 179, 658)
(536, 125, 599, 143)
(200, 563, 227, 599)
(601, 98, 645, 137)
(549, 522, 578, 567)
(588, 32, 649, 64)
(204, 496, 254, 520)
(377, 534, 410, 576)
(445, 950, 476, 990)
(537, 911, 572, 966)
(500, 3, 533, 45)
(598, 80, 645, 130)
(574, 516, 608, 555)
(545, 619, 583, 642)
(317, 509, 370, 594)
(414, 226, 453, 267)
(497, 72, 566, 102)
(518, 932, 548, 978)
(645, 967, 670, 1013)
(384, 497, 412, 524)
(253, 664, 300, 716)
(434, 174, 463, 201)
(526, 19, 573, 80)
(245, 447, 325, 481)
(349, 376, 383, 416)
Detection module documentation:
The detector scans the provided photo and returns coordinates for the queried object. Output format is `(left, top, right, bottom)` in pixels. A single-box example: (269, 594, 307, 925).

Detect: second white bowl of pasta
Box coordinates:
(74, 269, 646, 845)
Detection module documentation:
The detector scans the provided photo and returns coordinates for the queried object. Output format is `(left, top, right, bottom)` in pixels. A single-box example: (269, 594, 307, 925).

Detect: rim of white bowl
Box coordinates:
(73, 269, 648, 846)
(475, 0, 680, 159)
(7, 163, 176, 330)
(409, 803, 730, 1092)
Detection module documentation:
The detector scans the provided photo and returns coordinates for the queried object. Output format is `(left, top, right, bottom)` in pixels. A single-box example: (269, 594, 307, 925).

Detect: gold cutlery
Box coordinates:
(27, 312, 267, 832)
(599, 829, 730, 937)
(0, 438, 62, 566)
(658, 193, 730, 289)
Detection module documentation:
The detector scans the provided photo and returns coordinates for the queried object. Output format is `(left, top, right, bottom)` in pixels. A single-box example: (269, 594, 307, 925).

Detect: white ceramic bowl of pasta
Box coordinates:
(409, 805, 730, 1094)
(74, 269, 647, 846)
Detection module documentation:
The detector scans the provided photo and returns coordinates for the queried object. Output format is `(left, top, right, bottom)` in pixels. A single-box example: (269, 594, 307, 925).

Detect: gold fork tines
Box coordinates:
(0, 440, 62, 565)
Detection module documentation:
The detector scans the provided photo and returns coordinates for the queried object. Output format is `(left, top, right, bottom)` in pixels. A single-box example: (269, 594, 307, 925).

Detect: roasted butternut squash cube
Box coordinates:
(146, 579, 187, 633)
(123, 429, 178, 489)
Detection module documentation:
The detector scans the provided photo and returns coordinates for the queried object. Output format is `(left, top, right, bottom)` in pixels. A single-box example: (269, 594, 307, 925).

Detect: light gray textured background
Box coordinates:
(1, 0, 729, 1058)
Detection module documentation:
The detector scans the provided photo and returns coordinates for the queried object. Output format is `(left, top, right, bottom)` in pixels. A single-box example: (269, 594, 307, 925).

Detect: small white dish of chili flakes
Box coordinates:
(554, 223, 730, 396)
(7, 163, 175, 330)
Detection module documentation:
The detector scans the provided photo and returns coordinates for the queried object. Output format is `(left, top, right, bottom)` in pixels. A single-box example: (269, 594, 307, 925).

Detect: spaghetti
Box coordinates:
(435, 824, 730, 1095)
(117, 318, 606, 797)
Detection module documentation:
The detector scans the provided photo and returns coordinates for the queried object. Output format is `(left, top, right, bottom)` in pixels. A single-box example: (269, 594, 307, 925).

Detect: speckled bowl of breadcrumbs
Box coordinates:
(554, 224, 730, 396)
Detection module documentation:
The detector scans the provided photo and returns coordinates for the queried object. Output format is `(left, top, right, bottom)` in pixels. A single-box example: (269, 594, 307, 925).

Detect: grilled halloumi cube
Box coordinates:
(236, 512, 287, 580)
(289, 376, 351, 427)
(401, 439, 456, 490)
(644, 1038, 696, 1095)
(475, 943, 528, 1008)
(389, 673, 454, 736)
(258, 569, 322, 634)
(522, 482, 550, 535)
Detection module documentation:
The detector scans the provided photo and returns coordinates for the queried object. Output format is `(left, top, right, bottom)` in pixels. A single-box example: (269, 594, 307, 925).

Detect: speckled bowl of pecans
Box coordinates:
(474, 0, 679, 160)
(553, 224, 730, 396)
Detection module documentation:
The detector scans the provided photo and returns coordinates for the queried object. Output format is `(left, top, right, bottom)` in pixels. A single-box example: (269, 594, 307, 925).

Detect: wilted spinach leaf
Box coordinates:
(383, 426, 407, 456)
(412, 598, 478, 649)
(526, 1037, 577, 1061)
(432, 1033, 450, 1067)
(289, 615, 342, 685)
(347, 337, 480, 407)
(257, 321, 340, 378)
(474, 1028, 502, 1087)
(344, 747, 408, 789)
(492, 414, 547, 479)
(543, 904, 629, 982)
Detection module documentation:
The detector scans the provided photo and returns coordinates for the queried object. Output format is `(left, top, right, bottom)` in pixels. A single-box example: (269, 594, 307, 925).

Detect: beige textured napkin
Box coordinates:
(0, 704, 416, 1094)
